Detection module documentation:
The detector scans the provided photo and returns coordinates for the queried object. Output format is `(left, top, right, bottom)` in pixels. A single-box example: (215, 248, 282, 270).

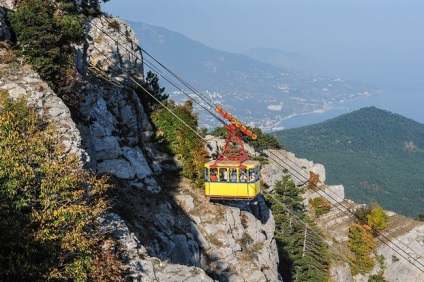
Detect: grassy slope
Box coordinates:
(274, 107, 424, 217)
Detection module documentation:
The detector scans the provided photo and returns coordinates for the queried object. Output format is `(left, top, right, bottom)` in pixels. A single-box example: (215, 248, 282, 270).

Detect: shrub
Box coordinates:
(151, 100, 208, 186)
(367, 206, 389, 232)
(348, 223, 375, 275)
(9, 0, 62, 82)
(9, 0, 86, 108)
(355, 205, 373, 223)
(309, 197, 331, 217)
(0, 91, 123, 280)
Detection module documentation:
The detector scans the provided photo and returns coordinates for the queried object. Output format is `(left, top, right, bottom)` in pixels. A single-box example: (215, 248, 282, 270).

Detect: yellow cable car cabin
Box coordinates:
(204, 160, 261, 200)
(204, 106, 262, 200)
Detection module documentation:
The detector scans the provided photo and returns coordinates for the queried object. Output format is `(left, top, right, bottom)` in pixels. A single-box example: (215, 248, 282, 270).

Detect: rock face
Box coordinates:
(374, 220, 424, 282)
(0, 56, 84, 159)
(262, 149, 345, 206)
(1, 10, 281, 281)
(73, 15, 280, 281)
(75, 16, 162, 193)
(99, 212, 214, 282)
(78, 16, 144, 81)
(0, 0, 16, 10)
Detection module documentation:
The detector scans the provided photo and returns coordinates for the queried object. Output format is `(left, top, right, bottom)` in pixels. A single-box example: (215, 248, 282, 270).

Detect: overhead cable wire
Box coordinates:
(91, 18, 226, 124)
(90, 45, 206, 142)
(142, 57, 226, 124)
(265, 191, 356, 266)
(89, 16, 357, 271)
(88, 16, 424, 274)
(265, 149, 424, 263)
(265, 149, 424, 273)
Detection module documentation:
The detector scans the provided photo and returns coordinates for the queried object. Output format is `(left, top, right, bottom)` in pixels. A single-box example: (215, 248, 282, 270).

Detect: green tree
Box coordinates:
(266, 175, 330, 281)
(369, 271, 388, 282)
(0, 92, 123, 281)
(9, 0, 87, 108)
(9, 0, 61, 82)
(137, 71, 169, 112)
(151, 100, 208, 186)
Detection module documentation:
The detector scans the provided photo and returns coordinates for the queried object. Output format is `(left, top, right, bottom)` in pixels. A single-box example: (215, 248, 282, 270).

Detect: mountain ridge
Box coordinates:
(273, 106, 424, 217)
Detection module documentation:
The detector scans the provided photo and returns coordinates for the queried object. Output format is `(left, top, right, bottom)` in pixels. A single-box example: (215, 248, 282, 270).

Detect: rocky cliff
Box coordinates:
(1, 8, 280, 281)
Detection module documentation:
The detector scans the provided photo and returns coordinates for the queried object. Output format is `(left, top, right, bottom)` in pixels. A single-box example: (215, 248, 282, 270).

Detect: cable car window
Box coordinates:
(248, 169, 256, 183)
(210, 168, 218, 181)
(229, 168, 237, 182)
(255, 166, 260, 181)
(219, 168, 228, 182)
(204, 168, 209, 181)
(239, 168, 247, 182)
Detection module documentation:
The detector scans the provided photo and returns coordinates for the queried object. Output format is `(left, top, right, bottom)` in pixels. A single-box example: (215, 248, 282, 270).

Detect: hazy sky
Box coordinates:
(103, 0, 424, 121)
(103, 0, 424, 65)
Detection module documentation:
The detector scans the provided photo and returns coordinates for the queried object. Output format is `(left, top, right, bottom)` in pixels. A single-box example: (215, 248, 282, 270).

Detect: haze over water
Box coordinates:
(104, 0, 424, 126)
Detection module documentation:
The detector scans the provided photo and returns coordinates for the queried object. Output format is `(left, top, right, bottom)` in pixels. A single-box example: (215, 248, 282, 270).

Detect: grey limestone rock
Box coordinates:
(0, 60, 85, 159)
(97, 159, 136, 179)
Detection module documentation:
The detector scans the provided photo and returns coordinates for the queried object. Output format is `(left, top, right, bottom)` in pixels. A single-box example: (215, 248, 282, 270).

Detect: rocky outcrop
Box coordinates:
(100, 212, 214, 282)
(0, 54, 85, 159)
(75, 16, 162, 192)
(316, 199, 424, 282)
(178, 191, 279, 281)
(263, 149, 345, 205)
(78, 16, 144, 81)
(73, 16, 280, 281)
(0, 0, 15, 10)
(373, 217, 424, 282)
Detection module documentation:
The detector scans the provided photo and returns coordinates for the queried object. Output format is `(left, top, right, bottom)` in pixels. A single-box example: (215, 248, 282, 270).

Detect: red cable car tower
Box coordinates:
(212, 106, 257, 165)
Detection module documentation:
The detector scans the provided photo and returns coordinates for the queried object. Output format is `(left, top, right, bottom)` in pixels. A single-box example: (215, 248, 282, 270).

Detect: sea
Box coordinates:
(281, 64, 424, 129)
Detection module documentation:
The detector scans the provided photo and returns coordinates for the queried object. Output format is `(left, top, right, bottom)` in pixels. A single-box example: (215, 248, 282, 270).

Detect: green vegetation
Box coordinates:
(309, 197, 331, 217)
(369, 273, 389, 282)
(369, 254, 388, 282)
(9, 0, 63, 82)
(274, 107, 424, 217)
(137, 71, 169, 112)
(265, 175, 330, 281)
(366, 206, 389, 232)
(151, 100, 208, 186)
(0, 92, 123, 281)
(8, 0, 103, 109)
(135, 71, 207, 186)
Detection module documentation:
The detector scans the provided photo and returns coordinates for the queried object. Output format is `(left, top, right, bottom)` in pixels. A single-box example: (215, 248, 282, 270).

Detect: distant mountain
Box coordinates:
(247, 48, 324, 74)
(273, 107, 424, 217)
(128, 21, 377, 131)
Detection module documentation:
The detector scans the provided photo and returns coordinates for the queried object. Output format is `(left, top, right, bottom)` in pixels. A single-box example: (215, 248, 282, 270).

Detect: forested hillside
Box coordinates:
(274, 107, 424, 218)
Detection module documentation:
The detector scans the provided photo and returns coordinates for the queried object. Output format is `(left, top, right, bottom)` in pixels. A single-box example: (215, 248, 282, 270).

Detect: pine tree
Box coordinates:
(266, 174, 330, 281)
(9, 0, 61, 82)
